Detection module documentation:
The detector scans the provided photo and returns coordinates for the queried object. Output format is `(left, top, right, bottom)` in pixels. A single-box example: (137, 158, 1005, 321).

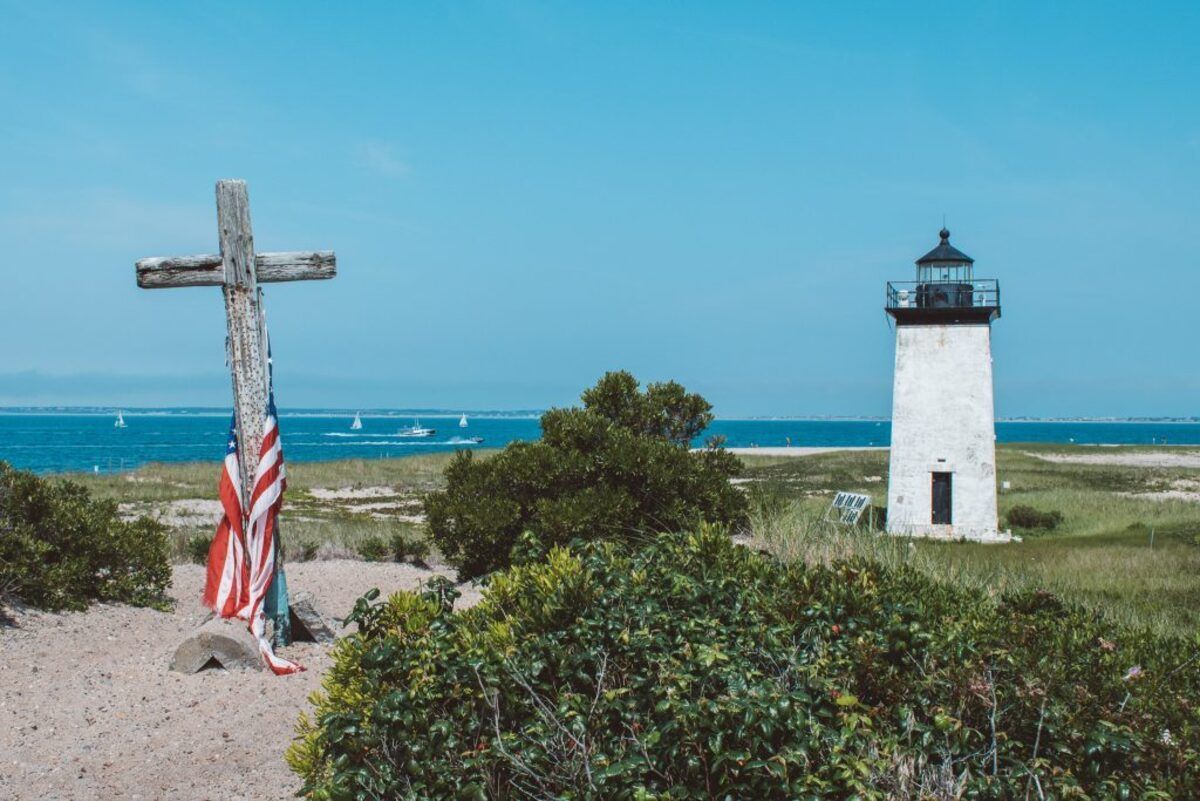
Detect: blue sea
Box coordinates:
(1, 412, 1198, 474)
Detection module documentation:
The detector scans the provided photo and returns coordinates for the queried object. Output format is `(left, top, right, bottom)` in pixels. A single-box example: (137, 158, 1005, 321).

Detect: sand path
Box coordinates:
(0, 561, 478, 801)
(1026, 450, 1200, 469)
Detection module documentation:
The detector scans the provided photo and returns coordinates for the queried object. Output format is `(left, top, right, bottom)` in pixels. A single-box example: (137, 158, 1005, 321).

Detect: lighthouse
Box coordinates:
(884, 228, 1008, 542)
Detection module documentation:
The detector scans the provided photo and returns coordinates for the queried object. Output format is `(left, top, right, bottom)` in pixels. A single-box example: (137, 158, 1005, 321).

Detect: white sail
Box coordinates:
(459, 414, 468, 428)
(114, 410, 126, 428)
(351, 412, 363, 430)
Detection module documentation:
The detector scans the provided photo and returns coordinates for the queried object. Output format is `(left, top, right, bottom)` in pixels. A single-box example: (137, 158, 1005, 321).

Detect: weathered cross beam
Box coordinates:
(136, 179, 336, 650)
(136, 250, 335, 288)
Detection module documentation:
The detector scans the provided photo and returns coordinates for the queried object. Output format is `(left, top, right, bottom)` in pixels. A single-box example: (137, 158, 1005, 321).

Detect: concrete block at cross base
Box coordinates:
(170, 617, 263, 673)
(289, 591, 336, 644)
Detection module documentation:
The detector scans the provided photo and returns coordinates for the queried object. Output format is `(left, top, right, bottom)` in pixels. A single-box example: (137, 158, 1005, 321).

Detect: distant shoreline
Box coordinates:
(0, 409, 544, 419)
(0, 408, 1196, 424)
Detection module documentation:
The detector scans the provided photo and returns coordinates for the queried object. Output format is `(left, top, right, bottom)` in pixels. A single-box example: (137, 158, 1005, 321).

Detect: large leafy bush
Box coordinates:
(291, 530, 1199, 799)
(425, 372, 746, 579)
(0, 462, 171, 611)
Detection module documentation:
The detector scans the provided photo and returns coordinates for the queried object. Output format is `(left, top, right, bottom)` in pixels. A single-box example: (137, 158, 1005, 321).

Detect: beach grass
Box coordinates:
(66, 453, 465, 564)
(740, 445, 1200, 635)
(65, 452, 464, 502)
(55, 445, 1200, 634)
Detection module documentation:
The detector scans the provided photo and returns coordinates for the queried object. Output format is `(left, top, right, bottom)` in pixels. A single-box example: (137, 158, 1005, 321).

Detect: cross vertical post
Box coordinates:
(216, 180, 269, 501)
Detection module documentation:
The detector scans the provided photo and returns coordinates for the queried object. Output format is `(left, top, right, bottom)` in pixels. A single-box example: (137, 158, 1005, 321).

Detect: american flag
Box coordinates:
(201, 397, 302, 675)
(201, 415, 247, 618)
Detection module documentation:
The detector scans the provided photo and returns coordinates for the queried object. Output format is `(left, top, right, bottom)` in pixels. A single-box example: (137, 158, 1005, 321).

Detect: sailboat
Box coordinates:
(459, 413, 468, 428)
(351, 412, 363, 430)
(114, 410, 126, 429)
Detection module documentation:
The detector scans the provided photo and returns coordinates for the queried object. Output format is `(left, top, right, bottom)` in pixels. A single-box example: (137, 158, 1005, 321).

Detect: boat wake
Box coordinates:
(306, 439, 483, 447)
(322, 432, 437, 439)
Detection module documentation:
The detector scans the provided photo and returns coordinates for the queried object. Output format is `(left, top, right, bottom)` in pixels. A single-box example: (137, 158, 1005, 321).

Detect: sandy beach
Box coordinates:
(713, 446, 886, 457)
(0, 561, 478, 801)
(1026, 450, 1200, 469)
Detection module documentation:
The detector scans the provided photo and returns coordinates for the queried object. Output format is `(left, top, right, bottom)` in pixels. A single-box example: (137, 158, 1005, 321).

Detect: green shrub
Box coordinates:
(355, 535, 389, 562)
(425, 371, 747, 579)
(0, 462, 171, 612)
(186, 533, 213, 565)
(1006, 504, 1064, 531)
(291, 530, 1200, 799)
(389, 529, 430, 565)
(353, 530, 430, 565)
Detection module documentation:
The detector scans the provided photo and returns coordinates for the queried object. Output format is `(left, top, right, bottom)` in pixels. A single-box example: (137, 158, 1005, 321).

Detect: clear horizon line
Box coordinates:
(0, 406, 1197, 424)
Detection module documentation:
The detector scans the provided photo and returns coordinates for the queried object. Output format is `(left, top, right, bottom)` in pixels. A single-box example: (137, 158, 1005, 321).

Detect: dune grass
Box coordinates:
(65, 453, 464, 564)
(740, 445, 1200, 635)
(66, 452, 463, 502)
(51, 444, 1200, 634)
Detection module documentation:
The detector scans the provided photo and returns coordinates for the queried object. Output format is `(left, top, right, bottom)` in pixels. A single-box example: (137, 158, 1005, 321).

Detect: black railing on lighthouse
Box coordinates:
(886, 279, 1000, 312)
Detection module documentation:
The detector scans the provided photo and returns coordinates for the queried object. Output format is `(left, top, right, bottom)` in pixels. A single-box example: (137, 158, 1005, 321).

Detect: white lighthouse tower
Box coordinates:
(884, 229, 1007, 542)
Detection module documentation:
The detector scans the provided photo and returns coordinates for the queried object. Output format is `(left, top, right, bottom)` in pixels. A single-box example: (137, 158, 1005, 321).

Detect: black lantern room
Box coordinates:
(886, 228, 1000, 324)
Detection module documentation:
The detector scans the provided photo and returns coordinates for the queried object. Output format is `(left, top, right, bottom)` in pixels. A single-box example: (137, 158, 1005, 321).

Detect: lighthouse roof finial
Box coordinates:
(917, 226, 973, 265)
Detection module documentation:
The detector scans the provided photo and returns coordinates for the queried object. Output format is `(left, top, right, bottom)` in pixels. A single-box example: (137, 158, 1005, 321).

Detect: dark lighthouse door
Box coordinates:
(931, 472, 952, 525)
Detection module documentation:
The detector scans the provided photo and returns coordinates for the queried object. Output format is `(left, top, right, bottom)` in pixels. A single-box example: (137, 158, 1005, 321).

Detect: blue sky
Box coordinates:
(0, 2, 1196, 416)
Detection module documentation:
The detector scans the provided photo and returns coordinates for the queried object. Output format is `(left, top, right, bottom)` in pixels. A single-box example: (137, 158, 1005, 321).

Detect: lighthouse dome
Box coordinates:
(916, 228, 974, 265)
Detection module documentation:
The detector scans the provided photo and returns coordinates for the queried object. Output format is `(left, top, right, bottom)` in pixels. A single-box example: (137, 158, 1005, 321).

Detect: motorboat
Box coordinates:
(396, 420, 436, 438)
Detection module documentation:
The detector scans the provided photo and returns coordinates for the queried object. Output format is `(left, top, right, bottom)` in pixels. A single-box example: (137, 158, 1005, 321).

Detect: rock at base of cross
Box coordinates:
(170, 618, 264, 673)
(289, 591, 336, 644)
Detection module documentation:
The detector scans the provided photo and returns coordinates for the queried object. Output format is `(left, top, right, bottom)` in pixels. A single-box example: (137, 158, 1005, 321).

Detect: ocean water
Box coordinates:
(0, 413, 1197, 474)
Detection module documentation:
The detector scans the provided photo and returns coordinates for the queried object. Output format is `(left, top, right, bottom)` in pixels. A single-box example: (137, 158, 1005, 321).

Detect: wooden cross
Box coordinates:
(135, 179, 336, 502)
(136, 180, 335, 646)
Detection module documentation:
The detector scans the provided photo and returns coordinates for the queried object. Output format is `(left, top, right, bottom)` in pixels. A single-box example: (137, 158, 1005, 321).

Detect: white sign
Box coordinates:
(827, 491, 873, 525)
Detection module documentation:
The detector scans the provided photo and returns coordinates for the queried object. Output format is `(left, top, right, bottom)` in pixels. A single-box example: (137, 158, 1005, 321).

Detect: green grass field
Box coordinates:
(739, 446, 1200, 635)
(67, 453, 463, 563)
(64, 444, 1200, 635)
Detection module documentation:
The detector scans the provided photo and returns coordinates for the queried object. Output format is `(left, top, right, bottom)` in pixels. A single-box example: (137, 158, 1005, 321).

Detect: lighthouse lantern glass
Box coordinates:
(918, 260, 972, 284)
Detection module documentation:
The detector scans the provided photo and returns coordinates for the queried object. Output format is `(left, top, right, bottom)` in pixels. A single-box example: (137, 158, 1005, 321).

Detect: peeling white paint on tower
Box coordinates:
(885, 229, 1009, 542)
